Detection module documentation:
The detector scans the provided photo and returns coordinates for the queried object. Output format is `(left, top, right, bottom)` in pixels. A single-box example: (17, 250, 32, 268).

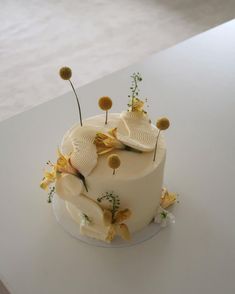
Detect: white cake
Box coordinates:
(54, 112, 166, 242)
(40, 70, 174, 243)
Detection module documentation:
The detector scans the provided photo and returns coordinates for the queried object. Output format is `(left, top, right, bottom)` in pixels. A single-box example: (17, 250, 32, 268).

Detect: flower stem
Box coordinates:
(113, 169, 115, 175)
(69, 79, 83, 127)
(105, 110, 108, 125)
(153, 130, 161, 161)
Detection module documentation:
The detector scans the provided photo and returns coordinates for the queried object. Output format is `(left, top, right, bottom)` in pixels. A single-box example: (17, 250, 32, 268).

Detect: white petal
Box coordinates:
(62, 125, 98, 176)
(70, 144, 97, 177)
(55, 174, 83, 204)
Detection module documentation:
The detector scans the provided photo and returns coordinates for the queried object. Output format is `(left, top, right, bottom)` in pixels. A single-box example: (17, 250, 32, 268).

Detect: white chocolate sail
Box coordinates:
(116, 111, 158, 152)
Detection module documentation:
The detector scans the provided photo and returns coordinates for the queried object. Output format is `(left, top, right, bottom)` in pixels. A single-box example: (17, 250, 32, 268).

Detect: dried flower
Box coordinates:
(153, 117, 170, 161)
(98, 96, 113, 125)
(59, 66, 83, 126)
(108, 154, 121, 175)
(156, 117, 170, 130)
(106, 225, 116, 242)
(160, 188, 177, 209)
(154, 206, 175, 227)
(98, 96, 113, 110)
(40, 149, 78, 191)
(98, 193, 132, 242)
(128, 97, 146, 113)
(119, 223, 131, 240)
(40, 149, 88, 198)
(94, 128, 125, 155)
(59, 67, 72, 80)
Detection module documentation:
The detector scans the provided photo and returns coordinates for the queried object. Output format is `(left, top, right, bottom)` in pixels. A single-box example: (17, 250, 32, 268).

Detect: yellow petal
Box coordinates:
(103, 210, 112, 226)
(40, 179, 49, 190)
(119, 223, 131, 241)
(115, 209, 132, 224)
(160, 189, 177, 209)
(97, 147, 114, 155)
(108, 128, 117, 138)
(44, 170, 56, 180)
(106, 225, 116, 242)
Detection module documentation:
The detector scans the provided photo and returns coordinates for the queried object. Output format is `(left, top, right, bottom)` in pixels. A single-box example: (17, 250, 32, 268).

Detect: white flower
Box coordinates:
(154, 206, 175, 227)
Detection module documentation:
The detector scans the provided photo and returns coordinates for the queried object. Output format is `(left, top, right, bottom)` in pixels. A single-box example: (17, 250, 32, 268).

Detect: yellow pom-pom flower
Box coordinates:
(153, 117, 170, 162)
(98, 96, 113, 124)
(98, 96, 113, 110)
(107, 154, 121, 175)
(156, 117, 170, 131)
(59, 67, 72, 80)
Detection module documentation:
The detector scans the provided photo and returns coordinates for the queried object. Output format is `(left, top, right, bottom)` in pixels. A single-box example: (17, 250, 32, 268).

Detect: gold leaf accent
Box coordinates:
(93, 129, 125, 155)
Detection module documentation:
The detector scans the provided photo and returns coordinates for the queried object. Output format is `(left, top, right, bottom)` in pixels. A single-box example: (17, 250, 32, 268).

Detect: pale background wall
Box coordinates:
(0, 0, 235, 121)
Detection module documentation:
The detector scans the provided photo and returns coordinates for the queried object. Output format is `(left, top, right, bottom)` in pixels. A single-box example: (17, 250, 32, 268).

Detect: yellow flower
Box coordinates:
(130, 97, 145, 112)
(98, 96, 113, 111)
(103, 208, 132, 242)
(55, 149, 78, 175)
(114, 208, 131, 223)
(40, 149, 79, 191)
(40, 169, 57, 190)
(59, 67, 72, 80)
(160, 188, 177, 209)
(94, 128, 125, 155)
(156, 117, 170, 131)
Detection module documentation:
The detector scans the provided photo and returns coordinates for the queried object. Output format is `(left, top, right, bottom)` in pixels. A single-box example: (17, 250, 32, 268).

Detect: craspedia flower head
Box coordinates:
(156, 117, 170, 131)
(107, 154, 121, 170)
(98, 96, 113, 111)
(59, 67, 72, 80)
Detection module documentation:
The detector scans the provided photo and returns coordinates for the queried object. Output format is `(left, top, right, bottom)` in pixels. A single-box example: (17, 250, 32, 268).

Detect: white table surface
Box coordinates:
(1, 20, 235, 294)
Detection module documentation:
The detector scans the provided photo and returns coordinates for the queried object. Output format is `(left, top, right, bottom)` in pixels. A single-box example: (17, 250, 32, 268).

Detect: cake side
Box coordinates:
(61, 113, 166, 235)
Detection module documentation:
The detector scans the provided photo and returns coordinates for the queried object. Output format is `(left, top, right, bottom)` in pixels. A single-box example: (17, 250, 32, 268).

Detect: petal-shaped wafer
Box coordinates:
(117, 111, 158, 152)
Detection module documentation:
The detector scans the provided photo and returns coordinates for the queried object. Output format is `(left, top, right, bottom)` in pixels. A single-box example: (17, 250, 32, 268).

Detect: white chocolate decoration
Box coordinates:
(116, 111, 158, 152)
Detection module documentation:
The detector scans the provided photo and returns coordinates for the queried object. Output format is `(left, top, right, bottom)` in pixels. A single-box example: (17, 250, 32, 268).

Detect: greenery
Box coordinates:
(127, 72, 142, 111)
(160, 211, 168, 219)
(97, 192, 120, 221)
(48, 186, 55, 203)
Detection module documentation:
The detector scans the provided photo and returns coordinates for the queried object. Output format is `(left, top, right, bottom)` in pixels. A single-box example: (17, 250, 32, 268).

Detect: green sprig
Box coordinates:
(97, 192, 120, 221)
(128, 72, 142, 111)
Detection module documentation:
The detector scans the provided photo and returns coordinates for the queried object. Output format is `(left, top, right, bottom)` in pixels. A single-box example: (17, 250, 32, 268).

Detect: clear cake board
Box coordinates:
(52, 195, 163, 248)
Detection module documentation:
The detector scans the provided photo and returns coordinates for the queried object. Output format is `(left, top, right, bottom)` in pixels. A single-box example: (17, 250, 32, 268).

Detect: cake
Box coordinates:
(40, 69, 176, 243)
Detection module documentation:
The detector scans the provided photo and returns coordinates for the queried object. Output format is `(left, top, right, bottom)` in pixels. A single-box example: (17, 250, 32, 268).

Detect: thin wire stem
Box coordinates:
(69, 79, 83, 126)
(105, 110, 108, 124)
(153, 130, 161, 162)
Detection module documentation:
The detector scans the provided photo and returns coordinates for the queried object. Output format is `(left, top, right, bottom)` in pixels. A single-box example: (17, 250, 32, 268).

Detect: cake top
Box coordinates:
(62, 113, 166, 180)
